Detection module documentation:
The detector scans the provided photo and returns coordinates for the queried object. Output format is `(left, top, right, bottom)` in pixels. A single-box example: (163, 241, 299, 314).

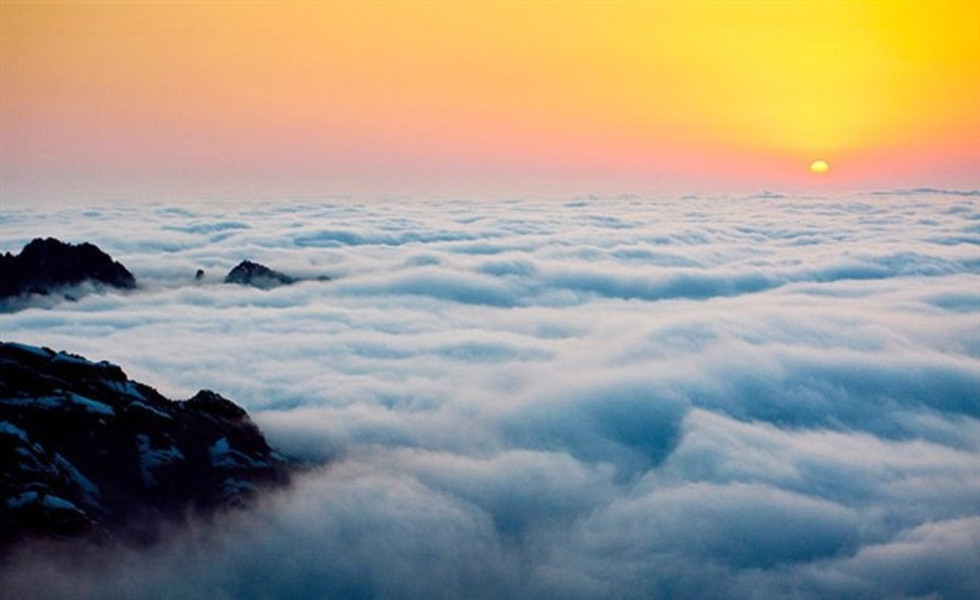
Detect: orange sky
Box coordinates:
(2, 1, 978, 200)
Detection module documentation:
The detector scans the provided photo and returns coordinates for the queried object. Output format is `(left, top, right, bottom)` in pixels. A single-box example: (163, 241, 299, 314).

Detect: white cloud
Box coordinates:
(1, 190, 978, 598)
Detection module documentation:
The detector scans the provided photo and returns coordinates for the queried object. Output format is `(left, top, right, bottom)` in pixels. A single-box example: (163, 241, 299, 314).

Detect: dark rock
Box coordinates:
(0, 342, 290, 550)
(195, 269, 205, 281)
(0, 238, 136, 301)
(224, 260, 297, 289)
(184, 390, 248, 421)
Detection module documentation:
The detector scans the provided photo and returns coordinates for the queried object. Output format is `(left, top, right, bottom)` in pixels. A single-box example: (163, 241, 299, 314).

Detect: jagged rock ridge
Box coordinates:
(224, 260, 297, 289)
(0, 238, 331, 304)
(224, 260, 330, 289)
(0, 238, 136, 300)
(0, 342, 290, 549)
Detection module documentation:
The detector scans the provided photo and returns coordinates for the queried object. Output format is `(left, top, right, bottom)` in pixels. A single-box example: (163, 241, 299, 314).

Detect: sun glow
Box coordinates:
(809, 160, 830, 175)
(1, 1, 977, 196)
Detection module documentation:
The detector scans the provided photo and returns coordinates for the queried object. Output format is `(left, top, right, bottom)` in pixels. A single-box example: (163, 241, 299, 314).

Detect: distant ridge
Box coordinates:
(0, 237, 135, 301)
(867, 188, 980, 197)
(224, 259, 331, 289)
(224, 260, 297, 289)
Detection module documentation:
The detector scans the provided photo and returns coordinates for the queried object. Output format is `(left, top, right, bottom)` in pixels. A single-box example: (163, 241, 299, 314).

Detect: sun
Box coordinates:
(809, 160, 830, 175)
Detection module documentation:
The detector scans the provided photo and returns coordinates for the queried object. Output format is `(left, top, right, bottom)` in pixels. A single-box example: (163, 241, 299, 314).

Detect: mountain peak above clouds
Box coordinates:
(0, 237, 136, 302)
(224, 260, 298, 289)
(0, 237, 335, 311)
(224, 259, 331, 289)
(0, 342, 291, 551)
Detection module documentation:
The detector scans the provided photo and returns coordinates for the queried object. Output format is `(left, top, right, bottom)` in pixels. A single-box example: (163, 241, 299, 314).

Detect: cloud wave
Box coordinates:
(1, 190, 978, 598)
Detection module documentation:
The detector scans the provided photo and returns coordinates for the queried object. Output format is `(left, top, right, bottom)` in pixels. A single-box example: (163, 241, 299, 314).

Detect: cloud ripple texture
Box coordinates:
(1, 191, 978, 599)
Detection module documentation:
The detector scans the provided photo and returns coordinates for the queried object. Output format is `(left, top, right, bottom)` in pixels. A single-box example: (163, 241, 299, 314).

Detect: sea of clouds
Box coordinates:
(1, 189, 978, 599)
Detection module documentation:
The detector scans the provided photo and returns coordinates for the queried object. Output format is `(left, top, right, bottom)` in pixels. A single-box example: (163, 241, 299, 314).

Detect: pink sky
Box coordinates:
(2, 2, 977, 202)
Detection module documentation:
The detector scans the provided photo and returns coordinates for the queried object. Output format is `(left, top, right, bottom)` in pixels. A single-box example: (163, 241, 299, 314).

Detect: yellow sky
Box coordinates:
(2, 1, 978, 198)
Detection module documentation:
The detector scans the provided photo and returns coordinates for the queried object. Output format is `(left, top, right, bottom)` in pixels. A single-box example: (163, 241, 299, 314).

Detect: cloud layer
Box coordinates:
(2, 190, 979, 598)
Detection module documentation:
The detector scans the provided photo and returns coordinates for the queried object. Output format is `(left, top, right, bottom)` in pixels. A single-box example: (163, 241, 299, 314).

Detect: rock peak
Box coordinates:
(0, 342, 290, 550)
(0, 237, 136, 301)
(224, 260, 297, 289)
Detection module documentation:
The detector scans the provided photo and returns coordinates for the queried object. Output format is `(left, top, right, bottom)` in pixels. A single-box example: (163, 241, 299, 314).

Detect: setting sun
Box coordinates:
(809, 160, 830, 175)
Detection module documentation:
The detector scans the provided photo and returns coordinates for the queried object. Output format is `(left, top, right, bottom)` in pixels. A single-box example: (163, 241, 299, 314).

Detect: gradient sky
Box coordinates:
(2, 1, 978, 201)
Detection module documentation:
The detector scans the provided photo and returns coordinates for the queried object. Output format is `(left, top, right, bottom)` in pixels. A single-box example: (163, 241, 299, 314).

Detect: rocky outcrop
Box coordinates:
(0, 342, 290, 550)
(222, 260, 331, 290)
(224, 260, 297, 289)
(0, 238, 136, 301)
